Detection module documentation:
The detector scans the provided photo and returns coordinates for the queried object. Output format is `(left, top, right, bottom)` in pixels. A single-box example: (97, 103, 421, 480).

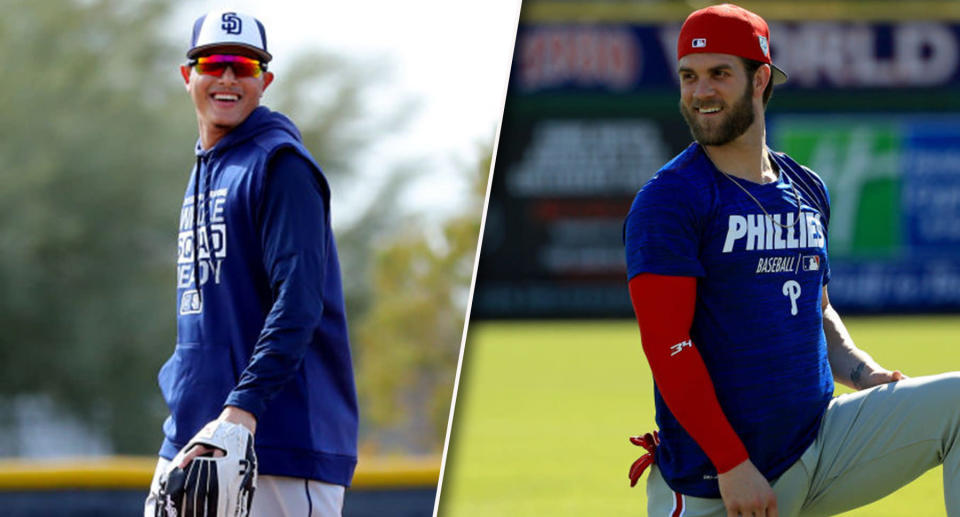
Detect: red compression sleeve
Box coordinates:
(630, 273, 748, 474)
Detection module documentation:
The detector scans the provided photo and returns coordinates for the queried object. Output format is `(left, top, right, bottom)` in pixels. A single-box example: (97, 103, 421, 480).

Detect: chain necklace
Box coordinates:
(716, 162, 802, 230)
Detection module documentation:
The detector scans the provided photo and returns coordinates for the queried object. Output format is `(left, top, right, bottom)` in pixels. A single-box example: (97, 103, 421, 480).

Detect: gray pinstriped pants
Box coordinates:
(647, 373, 960, 516)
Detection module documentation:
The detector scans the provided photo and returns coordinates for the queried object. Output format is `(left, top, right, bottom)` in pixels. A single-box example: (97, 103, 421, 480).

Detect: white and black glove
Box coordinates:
(156, 420, 257, 517)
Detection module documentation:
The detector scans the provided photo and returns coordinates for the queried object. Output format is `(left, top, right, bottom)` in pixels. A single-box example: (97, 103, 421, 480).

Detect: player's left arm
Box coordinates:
(226, 149, 329, 416)
(822, 286, 906, 390)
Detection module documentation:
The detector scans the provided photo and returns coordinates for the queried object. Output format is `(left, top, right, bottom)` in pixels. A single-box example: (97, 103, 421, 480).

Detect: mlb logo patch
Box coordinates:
(692, 38, 707, 48)
(802, 255, 821, 271)
(758, 35, 769, 57)
(180, 289, 203, 315)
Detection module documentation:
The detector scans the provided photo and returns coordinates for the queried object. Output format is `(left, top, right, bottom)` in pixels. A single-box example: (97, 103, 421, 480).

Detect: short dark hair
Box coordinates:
(741, 58, 774, 106)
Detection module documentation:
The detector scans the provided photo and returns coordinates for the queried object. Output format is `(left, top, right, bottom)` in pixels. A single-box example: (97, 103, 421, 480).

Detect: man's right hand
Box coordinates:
(717, 459, 778, 517)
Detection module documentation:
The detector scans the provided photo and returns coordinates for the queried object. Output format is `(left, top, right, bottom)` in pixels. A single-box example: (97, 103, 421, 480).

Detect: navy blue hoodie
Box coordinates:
(157, 106, 358, 486)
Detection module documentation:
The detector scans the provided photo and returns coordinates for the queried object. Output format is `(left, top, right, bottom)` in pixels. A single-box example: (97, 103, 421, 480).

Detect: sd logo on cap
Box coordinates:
(188, 10, 272, 63)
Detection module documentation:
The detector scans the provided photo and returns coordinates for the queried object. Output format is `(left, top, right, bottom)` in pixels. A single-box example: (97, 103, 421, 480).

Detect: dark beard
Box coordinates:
(679, 81, 755, 146)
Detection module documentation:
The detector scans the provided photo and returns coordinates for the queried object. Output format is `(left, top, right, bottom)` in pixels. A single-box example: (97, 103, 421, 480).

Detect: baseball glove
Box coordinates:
(155, 420, 257, 517)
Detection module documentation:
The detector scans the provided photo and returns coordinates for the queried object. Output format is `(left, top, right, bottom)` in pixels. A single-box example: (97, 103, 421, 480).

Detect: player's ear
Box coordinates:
(755, 64, 772, 98)
(261, 71, 275, 92)
(180, 64, 192, 89)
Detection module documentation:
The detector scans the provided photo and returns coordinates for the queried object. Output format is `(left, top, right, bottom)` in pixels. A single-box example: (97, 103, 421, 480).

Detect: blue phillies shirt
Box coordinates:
(624, 143, 835, 498)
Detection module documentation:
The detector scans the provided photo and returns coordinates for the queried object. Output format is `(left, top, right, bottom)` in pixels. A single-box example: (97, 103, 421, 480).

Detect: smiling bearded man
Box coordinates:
(623, 3, 960, 517)
(678, 70, 755, 147)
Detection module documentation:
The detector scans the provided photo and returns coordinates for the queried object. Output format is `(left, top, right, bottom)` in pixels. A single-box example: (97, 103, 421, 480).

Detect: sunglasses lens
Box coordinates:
(195, 55, 262, 78)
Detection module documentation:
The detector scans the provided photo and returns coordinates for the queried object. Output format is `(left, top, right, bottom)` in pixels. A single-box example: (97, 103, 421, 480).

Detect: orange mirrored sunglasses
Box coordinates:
(189, 54, 265, 78)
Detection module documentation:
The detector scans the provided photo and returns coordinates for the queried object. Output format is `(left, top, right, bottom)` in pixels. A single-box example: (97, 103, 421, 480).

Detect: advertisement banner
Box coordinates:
(772, 115, 960, 310)
(513, 22, 960, 93)
(473, 21, 960, 318)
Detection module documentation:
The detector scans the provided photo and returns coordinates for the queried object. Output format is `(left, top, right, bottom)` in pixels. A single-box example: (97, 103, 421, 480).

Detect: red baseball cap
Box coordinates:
(677, 3, 787, 85)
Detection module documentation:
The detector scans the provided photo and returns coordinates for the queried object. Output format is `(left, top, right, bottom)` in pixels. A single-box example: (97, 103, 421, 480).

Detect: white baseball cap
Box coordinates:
(187, 10, 272, 63)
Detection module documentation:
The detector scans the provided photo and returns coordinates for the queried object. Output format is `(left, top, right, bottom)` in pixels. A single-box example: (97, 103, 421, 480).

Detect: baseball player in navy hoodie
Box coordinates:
(144, 10, 358, 517)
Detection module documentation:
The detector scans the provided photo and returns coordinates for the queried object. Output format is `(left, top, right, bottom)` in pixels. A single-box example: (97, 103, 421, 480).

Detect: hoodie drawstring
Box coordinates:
(193, 155, 203, 307)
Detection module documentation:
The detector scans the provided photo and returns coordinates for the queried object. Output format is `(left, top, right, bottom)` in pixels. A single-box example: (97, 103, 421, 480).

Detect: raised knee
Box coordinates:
(912, 372, 960, 406)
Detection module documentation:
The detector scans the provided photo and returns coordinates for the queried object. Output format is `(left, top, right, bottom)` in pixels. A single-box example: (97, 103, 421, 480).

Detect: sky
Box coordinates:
(170, 0, 521, 221)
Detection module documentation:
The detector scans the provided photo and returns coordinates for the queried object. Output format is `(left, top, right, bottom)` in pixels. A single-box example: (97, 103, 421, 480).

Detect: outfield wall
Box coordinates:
(0, 456, 438, 516)
(473, 2, 960, 318)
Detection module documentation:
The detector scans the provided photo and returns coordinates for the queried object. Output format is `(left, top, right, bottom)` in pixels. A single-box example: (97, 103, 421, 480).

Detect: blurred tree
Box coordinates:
(0, 0, 486, 457)
(353, 150, 489, 453)
(0, 0, 192, 453)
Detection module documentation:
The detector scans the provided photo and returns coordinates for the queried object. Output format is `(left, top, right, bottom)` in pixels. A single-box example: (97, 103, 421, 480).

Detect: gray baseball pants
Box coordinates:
(647, 373, 960, 516)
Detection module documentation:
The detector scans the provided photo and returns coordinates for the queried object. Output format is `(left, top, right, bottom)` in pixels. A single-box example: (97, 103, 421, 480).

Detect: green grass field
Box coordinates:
(438, 316, 960, 516)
